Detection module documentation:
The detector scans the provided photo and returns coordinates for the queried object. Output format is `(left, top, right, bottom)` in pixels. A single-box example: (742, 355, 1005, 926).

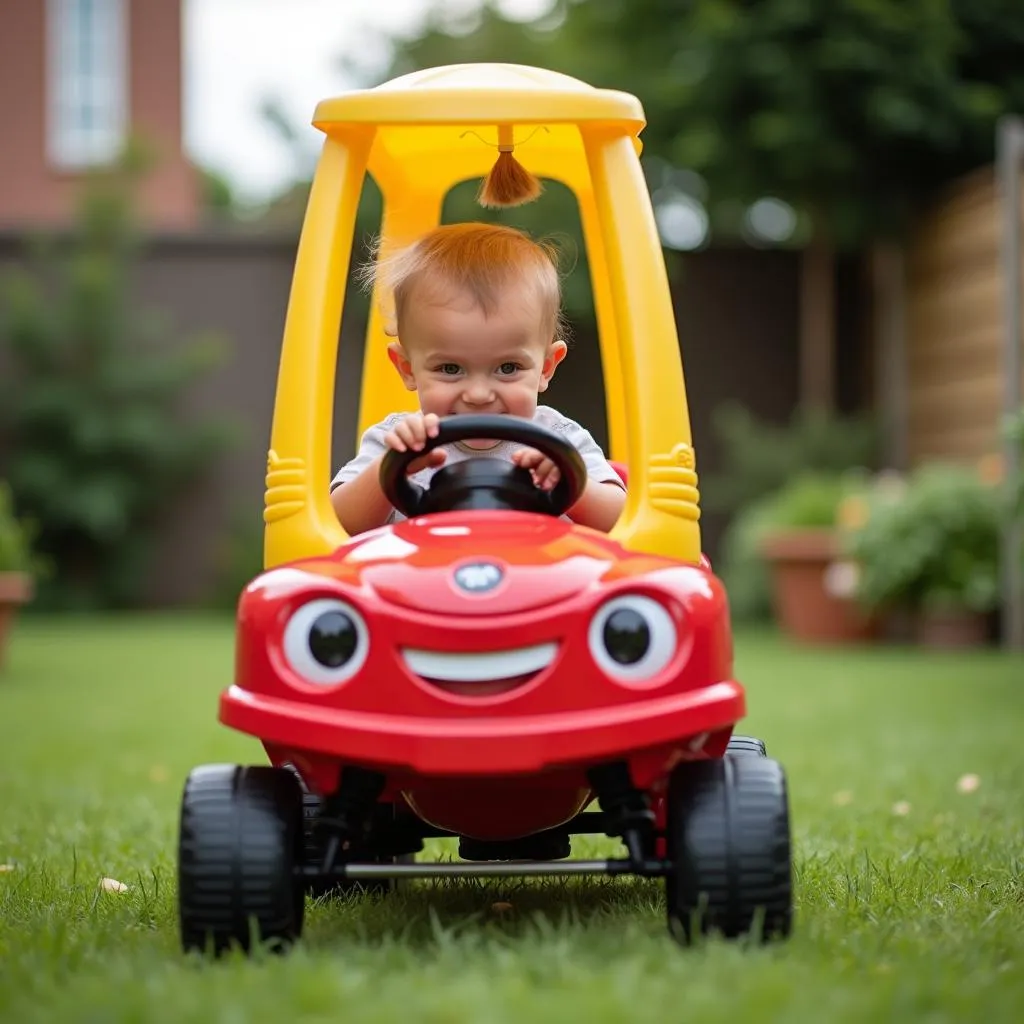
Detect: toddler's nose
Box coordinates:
(463, 380, 495, 405)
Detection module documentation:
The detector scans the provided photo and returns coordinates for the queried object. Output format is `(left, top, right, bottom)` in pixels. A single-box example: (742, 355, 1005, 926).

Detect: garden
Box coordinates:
(709, 402, 1024, 650)
(1, 389, 1022, 1022)
(3, 366, 1021, 1020)
(0, 615, 1022, 1023)
(2, 4, 1024, 1019)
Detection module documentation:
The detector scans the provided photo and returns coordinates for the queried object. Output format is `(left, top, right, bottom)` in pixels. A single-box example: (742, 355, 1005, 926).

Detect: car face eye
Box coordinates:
(588, 595, 677, 683)
(282, 598, 369, 686)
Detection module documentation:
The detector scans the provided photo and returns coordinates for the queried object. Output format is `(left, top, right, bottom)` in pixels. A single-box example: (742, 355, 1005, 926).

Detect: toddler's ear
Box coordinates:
(387, 342, 417, 391)
(383, 320, 398, 337)
(538, 339, 568, 392)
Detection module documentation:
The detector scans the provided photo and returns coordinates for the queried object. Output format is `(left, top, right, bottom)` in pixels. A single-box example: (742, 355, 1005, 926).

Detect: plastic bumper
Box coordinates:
(219, 680, 745, 776)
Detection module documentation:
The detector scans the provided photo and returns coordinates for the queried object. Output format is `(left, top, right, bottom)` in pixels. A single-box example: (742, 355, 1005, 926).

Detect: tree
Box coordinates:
(360, 0, 1024, 411)
(0, 157, 233, 609)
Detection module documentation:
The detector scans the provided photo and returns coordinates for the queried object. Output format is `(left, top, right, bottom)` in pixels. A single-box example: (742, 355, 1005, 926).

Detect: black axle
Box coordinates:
(308, 760, 660, 877)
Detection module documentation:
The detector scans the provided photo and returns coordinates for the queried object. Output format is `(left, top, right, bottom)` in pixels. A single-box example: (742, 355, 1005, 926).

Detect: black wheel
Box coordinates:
(301, 790, 399, 898)
(665, 755, 792, 944)
(726, 734, 768, 757)
(178, 764, 305, 955)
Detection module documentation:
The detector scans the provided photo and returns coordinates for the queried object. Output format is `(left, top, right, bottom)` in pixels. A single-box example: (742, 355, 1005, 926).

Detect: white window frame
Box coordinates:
(46, 0, 129, 170)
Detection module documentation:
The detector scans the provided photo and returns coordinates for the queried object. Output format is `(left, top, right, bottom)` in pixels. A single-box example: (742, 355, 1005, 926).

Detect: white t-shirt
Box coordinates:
(330, 405, 624, 524)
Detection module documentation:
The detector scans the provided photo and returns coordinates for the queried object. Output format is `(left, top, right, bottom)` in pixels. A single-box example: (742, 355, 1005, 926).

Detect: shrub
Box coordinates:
(0, 480, 37, 575)
(0, 154, 234, 609)
(702, 402, 879, 516)
(842, 463, 1002, 615)
(720, 471, 866, 622)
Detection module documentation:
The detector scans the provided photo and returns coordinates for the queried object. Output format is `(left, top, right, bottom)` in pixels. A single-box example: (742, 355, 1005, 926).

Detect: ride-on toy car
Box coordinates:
(176, 63, 793, 954)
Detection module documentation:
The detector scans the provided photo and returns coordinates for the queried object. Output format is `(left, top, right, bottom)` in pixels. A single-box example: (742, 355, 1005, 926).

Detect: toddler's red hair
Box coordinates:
(360, 222, 566, 342)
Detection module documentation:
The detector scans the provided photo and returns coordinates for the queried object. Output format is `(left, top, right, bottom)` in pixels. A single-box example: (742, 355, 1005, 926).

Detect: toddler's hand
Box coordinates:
(512, 447, 561, 491)
(384, 413, 446, 475)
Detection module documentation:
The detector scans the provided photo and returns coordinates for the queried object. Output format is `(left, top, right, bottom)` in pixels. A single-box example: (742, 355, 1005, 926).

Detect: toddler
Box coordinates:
(330, 222, 626, 534)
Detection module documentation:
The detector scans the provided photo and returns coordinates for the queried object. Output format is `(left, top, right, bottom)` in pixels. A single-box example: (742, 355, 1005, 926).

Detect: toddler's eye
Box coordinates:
(439, 363, 461, 376)
(497, 362, 520, 376)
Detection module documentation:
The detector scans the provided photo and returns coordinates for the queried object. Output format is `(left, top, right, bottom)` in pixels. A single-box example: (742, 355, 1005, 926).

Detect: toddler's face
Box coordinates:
(387, 280, 566, 447)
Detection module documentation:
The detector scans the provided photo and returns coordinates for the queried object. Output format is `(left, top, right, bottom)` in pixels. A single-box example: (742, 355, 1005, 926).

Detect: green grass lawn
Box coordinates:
(0, 614, 1022, 1023)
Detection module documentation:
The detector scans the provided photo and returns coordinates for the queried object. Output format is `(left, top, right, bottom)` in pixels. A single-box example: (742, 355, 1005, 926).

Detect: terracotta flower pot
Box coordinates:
(0, 571, 33, 670)
(760, 528, 877, 644)
(915, 607, 990, 649)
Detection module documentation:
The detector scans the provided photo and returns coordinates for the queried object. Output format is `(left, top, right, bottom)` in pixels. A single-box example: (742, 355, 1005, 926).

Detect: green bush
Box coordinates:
(720, 471, 865, 623)
(718, 498, 778, 623)
(842, 463, 1002, 615)
(0, 480, 37, 575)
(759, 472, 860, 530)
(0, 156, 234, 609)
(703, 403, 879, 516)
(707, 403, 878, 624)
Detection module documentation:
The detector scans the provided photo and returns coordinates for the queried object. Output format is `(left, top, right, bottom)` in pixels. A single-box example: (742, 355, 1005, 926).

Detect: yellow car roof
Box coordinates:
(312, 63, 645, 190)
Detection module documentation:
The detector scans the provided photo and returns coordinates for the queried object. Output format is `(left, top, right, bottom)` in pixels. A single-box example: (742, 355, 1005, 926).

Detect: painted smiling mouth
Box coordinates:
(401, 642, 557, 697)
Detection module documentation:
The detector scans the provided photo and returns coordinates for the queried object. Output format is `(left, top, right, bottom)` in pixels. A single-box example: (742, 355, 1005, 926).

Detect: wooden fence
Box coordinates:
(1, 233, 824, 605)
(905, 166, 1023, 464)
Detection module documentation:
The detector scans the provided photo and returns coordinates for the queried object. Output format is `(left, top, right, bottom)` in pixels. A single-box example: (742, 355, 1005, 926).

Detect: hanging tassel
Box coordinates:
(477, 125, 543, 208)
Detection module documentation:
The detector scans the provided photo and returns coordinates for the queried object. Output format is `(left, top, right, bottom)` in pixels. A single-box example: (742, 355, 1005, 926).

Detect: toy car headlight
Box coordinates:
(588, 595, 677, 683)
(281, 597, 369, 686)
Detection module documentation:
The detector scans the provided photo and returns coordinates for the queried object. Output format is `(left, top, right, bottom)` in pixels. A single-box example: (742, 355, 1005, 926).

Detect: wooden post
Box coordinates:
(997, 115, 1024, 651)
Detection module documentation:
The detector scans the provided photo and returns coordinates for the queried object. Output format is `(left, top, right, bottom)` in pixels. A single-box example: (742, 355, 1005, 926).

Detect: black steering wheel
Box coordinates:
(379, 414, 588, 519)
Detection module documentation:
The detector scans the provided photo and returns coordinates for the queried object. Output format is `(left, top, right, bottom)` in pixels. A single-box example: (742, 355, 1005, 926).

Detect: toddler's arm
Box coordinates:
(567, 478, 627, 533)
(330, 454, 394, 534)
(511, 446, 625, 532)
(330, 413, 445, 534)
(514, 410, 628, 533)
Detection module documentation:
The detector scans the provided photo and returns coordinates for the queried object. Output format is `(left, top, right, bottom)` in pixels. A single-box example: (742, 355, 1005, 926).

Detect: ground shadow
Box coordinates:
(301, 874, 669, 950)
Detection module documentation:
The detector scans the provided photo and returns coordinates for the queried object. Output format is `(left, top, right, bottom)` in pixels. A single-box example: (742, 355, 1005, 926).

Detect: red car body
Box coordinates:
(220, 508, 743, 842)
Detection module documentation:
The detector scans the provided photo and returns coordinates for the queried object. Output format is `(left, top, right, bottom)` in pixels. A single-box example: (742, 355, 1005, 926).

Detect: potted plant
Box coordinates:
(0, 480, 35, 669)
(709, 404, 879, 632)
(842, 463, 1001, 648)
(754, 471, 878, 644)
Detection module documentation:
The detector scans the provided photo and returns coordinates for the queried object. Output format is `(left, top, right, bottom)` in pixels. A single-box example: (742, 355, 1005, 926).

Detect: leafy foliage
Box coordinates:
(701, 402, 878, 516)
(718, 497, 778, 623)
(364, 0, 1024, 247)
(0, 480, 37, 575)
(0, 163, 233, 609)
(719, 469, 866, 622)
(556, 0, 1000, 245)
(842, 464, 1002, 614)
(704, 405, 877, 622)
(759, 471, 862, 530)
